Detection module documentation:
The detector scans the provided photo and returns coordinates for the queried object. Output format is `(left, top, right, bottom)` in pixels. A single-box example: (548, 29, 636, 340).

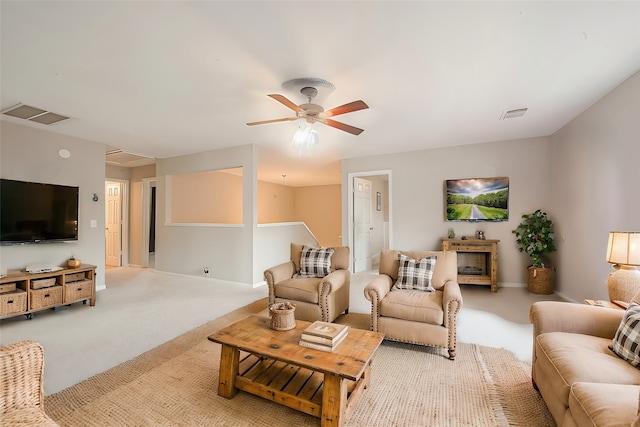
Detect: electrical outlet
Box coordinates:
(203, 267, 210, 277)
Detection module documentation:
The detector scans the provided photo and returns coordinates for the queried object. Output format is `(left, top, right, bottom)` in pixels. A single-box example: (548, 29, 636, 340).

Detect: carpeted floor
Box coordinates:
(45, 299, 555, 426)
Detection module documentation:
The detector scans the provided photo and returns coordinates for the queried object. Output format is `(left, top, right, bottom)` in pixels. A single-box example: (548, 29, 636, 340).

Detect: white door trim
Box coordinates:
(347, 170, 392, 273)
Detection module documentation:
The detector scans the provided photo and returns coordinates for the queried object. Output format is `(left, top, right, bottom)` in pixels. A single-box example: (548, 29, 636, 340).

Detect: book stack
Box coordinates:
(299, 321, 348, 352)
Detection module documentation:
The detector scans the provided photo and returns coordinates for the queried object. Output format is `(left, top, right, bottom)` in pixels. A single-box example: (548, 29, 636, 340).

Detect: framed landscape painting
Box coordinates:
(445, 177, 509, 222)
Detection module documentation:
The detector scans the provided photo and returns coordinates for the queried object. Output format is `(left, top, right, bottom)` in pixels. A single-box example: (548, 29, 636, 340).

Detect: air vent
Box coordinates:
(106, 149, 156, 167)
(2, 103, 70, 125)
(501, 108, 528, 120)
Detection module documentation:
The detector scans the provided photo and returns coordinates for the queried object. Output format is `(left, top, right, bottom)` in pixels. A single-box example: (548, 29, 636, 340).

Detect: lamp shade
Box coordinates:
(606, 232, 640, 266)
(292, 124, 319, 155)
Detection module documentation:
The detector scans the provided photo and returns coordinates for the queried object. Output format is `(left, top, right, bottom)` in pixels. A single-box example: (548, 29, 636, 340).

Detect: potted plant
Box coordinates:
(512, 209, 556, 294)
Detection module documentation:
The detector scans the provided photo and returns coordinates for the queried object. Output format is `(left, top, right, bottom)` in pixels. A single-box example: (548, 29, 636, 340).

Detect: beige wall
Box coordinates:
(118, 163, 338, 270)
(258, 181, 341, 247)
(341, 70, 640, 301)
(294, 185, 341, 247)
(258, 181, 295, 223)
(170, 169, 243, 224)
(155, 145, 257, 283)
(0, 122, 107, 288)
(342, 137, 553, 287)
(550, 70, 640, 301)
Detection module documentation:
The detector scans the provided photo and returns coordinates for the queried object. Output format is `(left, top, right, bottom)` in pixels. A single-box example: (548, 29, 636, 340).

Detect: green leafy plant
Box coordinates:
(512, 209, 556, 268)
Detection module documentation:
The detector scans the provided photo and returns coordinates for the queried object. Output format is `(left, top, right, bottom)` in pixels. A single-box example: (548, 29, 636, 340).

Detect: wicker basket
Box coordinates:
(64, 280, 92, 303)
(528, 267, 555, 295)
(0, 290, 27, 316)
(31, 277, 57, 290)
(269, 302, 296, 331)
(0, 282, 17, 294)
(65, 272, 85, 283)
(30, 286, 63, 310)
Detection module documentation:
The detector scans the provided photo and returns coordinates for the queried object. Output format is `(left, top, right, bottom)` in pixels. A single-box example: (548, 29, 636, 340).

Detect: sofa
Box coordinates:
(264, 243, 350, 323)
(364, 249, 462, 360)
(530, 298, 640, 426)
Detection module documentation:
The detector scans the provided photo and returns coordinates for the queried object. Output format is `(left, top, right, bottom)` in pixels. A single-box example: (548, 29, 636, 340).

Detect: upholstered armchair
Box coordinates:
(364, 249, 462, 360)
(264, 243, 350, 323)
(0, 340, 59, 426)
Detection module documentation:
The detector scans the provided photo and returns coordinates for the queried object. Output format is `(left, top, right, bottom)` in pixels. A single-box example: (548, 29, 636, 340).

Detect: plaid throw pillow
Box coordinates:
(296, 246, 334, 278)
(611, 301, 640, 368)
(392, 253, 437, 292)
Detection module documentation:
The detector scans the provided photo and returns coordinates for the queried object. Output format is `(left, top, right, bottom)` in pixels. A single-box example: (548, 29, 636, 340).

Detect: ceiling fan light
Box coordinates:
(292, 124, 318, 155)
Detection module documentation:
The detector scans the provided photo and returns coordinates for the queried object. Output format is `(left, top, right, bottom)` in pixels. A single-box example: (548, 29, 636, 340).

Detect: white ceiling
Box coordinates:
(2, 1, 639, 187)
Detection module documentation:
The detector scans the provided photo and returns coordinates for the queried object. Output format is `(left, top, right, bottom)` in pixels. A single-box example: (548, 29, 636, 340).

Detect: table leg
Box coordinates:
(321, 373, 347, 427)
(362, 363, 371, 389)
(218, 344, 239, 398)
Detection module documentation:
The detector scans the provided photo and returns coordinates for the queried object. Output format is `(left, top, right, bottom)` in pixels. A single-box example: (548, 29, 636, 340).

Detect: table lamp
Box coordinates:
(606, 232, 640, 302)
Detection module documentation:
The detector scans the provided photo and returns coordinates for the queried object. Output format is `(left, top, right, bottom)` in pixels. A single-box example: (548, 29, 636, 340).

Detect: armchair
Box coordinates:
(264, 243, 350, 323)
(0, 340, 59, 426)
(364, 249, 462, 360)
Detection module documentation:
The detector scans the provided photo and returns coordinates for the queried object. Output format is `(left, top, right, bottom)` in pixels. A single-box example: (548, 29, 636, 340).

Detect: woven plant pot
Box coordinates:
(269, 302, 296, 331)
(527, 267, 555, 295)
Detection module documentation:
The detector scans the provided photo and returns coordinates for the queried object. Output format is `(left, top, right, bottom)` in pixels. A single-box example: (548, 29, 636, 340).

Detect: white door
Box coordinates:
(105, 182, 122, 267)
(353, 177, 373, 272)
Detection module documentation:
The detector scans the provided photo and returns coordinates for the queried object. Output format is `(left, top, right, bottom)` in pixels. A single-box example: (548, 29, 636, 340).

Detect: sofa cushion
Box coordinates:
(276, 277, 321, 304)
(611, 301, 640, 367)
(392, 253, 436, 292)
(291, 243, 349, 273)
(568, 382, 639, 427)
(535, 332, 640, 409)
(297, 246, 334, 278)
(379, 249, 457, 291)
(379, 289, 444, 325)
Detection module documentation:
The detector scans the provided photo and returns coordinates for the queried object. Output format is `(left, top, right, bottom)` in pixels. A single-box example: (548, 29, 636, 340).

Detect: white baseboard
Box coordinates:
(253, 280, 267, 289)
(554, 291, 578, 303)
(499, 282, 527, 288)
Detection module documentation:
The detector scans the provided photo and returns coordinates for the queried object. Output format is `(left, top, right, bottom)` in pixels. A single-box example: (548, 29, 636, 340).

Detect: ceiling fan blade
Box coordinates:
(268, 94, 304, 113)
(246, 117, 298, 126)
(324, 100, 369, 117)
(323, 118, 364, 135)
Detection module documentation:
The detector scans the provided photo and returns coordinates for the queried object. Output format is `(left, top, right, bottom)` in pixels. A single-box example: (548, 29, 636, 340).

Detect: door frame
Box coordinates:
(347, 170, 393, 273)
(141, 178, 157, 268)
(105, 179, 129, 267)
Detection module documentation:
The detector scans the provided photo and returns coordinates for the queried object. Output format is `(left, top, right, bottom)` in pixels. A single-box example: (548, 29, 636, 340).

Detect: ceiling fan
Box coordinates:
(247, 83, 369, 136)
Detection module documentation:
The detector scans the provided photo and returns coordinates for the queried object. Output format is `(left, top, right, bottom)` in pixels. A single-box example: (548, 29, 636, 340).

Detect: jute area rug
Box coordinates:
(45, 299, 555, 426)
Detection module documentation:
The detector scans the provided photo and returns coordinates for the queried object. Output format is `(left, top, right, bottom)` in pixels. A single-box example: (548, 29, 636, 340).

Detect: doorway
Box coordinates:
(105, 180, 129, 268)
(348, 171, 392, 273)
(141, 178, 157, 268)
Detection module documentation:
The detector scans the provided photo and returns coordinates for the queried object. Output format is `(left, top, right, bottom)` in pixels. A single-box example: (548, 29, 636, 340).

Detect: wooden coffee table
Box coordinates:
(208, 315, 384, 427)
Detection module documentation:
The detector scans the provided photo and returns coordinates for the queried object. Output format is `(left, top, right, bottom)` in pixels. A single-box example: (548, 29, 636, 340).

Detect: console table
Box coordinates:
(0, 264, 96, 319)
(442, 239, 499, 292)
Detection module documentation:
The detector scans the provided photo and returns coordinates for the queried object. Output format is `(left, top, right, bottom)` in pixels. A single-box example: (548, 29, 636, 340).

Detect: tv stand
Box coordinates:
(442, 239, 499, 292)
(0, 265, 96, 320)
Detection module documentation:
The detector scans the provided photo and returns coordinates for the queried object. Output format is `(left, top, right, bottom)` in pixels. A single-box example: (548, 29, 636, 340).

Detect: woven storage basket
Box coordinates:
(65, 272, 85, 283)
(528, 267, 555, 295)
(30, 286, 62, 310)
(0, 290, 27, 316)
(0, 282, 17, 294)
(64, 280, 92, 303)
(31, 277, 57, 290)
(269, 302, 296, 331)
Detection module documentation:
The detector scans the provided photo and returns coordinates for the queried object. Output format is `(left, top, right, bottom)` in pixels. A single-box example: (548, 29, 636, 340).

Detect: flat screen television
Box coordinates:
(445, 177, 509, 222)
(0, 178, 79, 244)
